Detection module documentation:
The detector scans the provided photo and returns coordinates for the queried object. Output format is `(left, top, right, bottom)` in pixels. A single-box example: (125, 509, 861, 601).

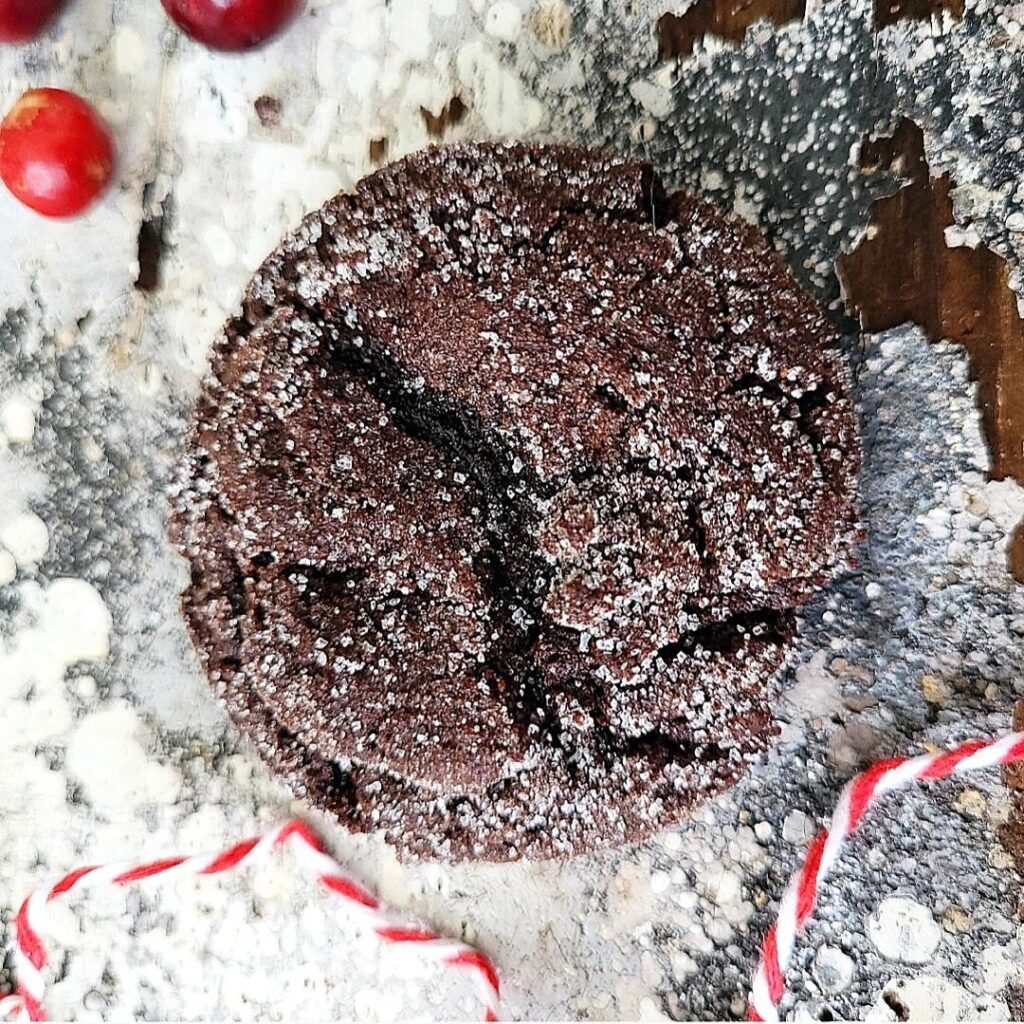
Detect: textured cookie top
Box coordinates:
(172, 143, 860, 860)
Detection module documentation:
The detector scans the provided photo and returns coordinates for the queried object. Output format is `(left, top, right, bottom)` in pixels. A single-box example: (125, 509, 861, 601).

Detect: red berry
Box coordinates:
(161, 0, 303, 51)
(0, 89, 115, 218)
(0, 0, 65, 42)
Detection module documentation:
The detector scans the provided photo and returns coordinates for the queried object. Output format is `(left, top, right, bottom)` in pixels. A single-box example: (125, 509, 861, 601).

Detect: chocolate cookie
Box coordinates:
(172, 143, 860, 861)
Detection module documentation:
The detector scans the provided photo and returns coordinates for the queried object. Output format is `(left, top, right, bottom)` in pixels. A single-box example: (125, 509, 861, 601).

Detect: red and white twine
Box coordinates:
(749, 729, 1024, 1021)
(3, 732, 1024, 1022)
(0, 819, 502, 1023)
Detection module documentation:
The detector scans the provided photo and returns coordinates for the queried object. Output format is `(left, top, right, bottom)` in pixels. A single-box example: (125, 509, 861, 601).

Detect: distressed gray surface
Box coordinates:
(1, 0, 1024, 1019)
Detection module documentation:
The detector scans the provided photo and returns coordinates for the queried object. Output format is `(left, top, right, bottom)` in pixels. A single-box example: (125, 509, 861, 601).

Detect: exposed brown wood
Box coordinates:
(135, 180, 165, 294)
(874, 0, 964, 30)
(531, 0, 573, 49)
(1006, 985, 1024, 1024)
(837, 121, 1024, 583)
(856, 117, 926, 178)
(1011, 525, 1024, 583)
(135, 215, 163, 292)
(656, 0, 804, 60)
(254, 95, 281, 128)
(419, 96, 468, 138)
(368, 137, 388, 163)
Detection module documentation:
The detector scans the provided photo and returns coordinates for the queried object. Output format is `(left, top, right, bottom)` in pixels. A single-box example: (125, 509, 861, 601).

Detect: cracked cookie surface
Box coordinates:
(172, 143, 860, 861)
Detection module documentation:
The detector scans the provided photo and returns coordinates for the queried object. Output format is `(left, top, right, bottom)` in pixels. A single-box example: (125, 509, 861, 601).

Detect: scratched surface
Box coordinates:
(2, 1, 1024, 1019)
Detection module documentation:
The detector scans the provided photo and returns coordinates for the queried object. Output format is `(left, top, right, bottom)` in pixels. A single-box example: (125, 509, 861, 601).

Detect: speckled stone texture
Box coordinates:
(2, 0, 1024, 1020)
(172, 142, 859, 861)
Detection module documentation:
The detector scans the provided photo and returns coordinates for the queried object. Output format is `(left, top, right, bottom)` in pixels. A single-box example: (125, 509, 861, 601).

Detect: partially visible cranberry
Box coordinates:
(161, 0, 303, 51)
(0, 89, 115, 218)
(0, 0, 66, 42)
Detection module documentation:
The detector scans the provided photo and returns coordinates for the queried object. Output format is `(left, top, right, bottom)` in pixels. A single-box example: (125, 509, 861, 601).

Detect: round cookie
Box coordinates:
(172, 143, 860, 861)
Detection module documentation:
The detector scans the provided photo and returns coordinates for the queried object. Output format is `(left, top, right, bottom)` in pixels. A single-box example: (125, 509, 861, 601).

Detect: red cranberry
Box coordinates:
(0, 89, 115, 218)
(0, 0, 65, 42)
(161, 0, 303, 51)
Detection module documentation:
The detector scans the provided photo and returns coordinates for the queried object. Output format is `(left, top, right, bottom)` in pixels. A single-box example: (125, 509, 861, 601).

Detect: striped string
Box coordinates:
(0, 819, 502, 1022)
(4, 732, 1023, 1022)
(748, 730, 1024, 1021)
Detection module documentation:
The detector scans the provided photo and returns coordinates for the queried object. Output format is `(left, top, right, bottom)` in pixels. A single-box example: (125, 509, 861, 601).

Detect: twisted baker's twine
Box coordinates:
(3, 733, 1024, 1022)
(0, 819, 502, 1022)
(749, 729, 1024, 1021)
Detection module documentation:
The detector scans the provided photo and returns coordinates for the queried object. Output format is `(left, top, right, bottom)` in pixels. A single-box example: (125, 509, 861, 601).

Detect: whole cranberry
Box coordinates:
(161, 0, 303, 51)
(0, 89, 115, 218)
(0, 0, 66, 42)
